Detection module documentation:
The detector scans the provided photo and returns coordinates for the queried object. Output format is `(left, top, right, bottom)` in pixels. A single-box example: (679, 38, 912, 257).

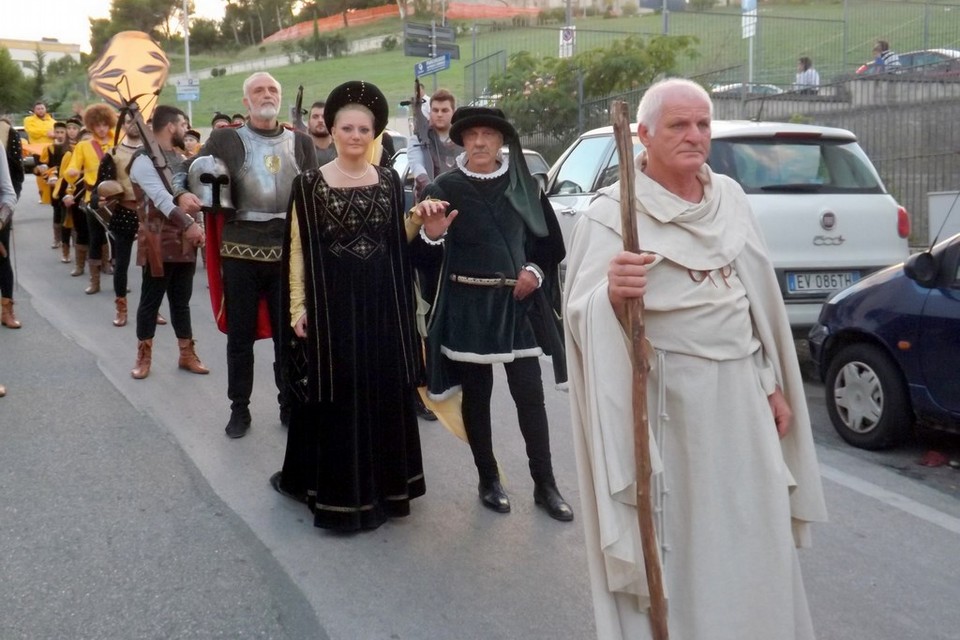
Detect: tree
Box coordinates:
(488, 35, 699, 145)
(0, 48, 30, 115)
(89, 0, 179, 55)
(188, 18, 224, 53)
(26, 47, 47, 103)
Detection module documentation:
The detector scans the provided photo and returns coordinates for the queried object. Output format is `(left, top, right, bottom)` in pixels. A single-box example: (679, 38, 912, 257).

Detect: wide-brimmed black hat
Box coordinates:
(323, 81, 389, 137)
(449, 106, 517, 147)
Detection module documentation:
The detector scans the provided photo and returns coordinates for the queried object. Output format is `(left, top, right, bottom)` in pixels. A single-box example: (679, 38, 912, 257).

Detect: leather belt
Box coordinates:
(235, 210, 287, 222)
(449, 273, 518, 288)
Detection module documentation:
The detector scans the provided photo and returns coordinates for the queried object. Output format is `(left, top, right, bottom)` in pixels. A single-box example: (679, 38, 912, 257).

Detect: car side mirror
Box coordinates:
(904, 250, 939, 287)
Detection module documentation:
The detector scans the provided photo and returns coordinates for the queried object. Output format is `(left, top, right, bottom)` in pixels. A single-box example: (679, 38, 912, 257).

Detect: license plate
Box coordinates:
(786, 271, 860, 294)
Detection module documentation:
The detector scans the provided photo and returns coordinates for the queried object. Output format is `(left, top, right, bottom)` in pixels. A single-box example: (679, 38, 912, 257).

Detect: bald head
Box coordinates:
(636, 78, 713, 136)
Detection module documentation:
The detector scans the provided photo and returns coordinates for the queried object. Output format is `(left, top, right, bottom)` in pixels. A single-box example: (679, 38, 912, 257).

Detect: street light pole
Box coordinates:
(183, 0, 193, 124)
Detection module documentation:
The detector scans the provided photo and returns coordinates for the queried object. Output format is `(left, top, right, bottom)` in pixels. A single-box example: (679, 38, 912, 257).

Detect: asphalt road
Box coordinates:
(2, 183, 959, 640)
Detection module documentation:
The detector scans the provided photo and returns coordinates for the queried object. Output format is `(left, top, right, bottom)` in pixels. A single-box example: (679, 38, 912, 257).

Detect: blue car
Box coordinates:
(808, 233, 960, 449)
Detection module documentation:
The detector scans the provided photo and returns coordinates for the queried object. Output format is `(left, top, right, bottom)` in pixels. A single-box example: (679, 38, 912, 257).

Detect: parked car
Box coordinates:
(710, 82, 785, 97)
(390, 146, 550, 211)
(544, 120, 911, 331)
(855, 48, 960, 77)
(808, 233, 960, 449)
(384, 128, 408, 152)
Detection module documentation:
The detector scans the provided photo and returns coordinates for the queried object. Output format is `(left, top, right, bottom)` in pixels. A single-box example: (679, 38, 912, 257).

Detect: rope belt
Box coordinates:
(449, 273, 518, 288)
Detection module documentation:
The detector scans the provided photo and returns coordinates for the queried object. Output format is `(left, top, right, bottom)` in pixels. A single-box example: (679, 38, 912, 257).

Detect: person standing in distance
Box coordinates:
(307, 101, 337, 165)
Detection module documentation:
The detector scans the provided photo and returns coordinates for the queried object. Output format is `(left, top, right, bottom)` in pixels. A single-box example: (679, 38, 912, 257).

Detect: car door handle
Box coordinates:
(558, 207, 577, 216)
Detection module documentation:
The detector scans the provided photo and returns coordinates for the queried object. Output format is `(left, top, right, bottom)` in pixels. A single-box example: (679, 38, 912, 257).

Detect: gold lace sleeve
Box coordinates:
(288, 203, 306, 328)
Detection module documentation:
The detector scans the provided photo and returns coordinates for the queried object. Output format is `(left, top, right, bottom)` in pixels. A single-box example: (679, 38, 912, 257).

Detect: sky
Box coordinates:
(4, 0, 225, 52)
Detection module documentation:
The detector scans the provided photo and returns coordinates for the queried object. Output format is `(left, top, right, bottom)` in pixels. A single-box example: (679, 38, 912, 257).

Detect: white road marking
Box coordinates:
(821, 463, 960, 535)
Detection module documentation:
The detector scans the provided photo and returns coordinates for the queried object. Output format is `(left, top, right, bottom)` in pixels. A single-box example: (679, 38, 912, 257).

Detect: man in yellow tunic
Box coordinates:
(23, 101, 57, 204)
(63, 104, 117, 294)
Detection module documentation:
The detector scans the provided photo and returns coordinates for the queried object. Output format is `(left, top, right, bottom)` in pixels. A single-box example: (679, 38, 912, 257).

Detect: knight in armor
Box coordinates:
(407, 88, 461, 202)
(175, 71, 318, 438)
(127, 105, 208, 381)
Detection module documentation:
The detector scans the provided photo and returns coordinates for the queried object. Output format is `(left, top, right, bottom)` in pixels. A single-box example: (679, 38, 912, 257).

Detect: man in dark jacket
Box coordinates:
(410, 106, 573, 522)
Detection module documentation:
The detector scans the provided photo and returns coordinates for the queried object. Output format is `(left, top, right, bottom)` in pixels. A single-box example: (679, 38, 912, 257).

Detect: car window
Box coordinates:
(597, 140, 645, 189)
(524, 151, 550, 175)
(709, 138, 884, 194)
(550, 135, 612, 195)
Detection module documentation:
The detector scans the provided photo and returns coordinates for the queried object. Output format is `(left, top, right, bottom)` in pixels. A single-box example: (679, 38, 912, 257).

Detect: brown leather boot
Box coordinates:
(1, 298, 21, 329)
(131, 339, 152, 379)
(113, 297, 128, 327)
(71, 245, 87, 277)
(52, 224, 62, 249)
(178, 338, 210, 375)
(85, 261, 101, 294)
(60, 243, 71, 263)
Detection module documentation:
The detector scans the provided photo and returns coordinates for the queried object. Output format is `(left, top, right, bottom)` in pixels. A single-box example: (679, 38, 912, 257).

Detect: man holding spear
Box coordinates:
(563, 78, 826, 639)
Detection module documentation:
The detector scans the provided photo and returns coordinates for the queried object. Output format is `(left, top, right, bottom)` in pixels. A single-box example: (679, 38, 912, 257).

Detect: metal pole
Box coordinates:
(183, 0, 193, 124)
(565, 0, 572, 26)
(431, 20, 438, 93)
(662, 0, 669, 35)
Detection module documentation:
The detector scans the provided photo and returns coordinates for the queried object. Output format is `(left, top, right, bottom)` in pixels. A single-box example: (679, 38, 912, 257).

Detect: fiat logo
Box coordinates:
(820, 212, 837, 230)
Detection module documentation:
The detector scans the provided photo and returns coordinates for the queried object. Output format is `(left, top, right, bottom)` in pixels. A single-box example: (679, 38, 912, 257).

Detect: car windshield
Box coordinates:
(550, 135, 613, 194)
(708, 138, 885, 194)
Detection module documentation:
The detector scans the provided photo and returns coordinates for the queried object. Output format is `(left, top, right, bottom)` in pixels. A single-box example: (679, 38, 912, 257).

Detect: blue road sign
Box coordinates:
(414, 53, 452, 78)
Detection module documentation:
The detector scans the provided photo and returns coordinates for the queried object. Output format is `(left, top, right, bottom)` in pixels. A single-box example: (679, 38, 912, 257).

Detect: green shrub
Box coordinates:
(382, 35, 398, 51)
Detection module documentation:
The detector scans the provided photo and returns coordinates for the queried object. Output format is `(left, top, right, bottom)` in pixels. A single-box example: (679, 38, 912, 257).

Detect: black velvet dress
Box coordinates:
(279, 166, 425, 532)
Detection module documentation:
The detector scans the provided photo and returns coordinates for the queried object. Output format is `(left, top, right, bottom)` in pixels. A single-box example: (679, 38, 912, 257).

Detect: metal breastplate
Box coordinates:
(234, 126, 299, 222)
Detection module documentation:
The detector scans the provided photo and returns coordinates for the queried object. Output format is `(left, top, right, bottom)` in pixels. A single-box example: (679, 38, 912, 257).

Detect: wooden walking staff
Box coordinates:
(610, 100, 669, 640)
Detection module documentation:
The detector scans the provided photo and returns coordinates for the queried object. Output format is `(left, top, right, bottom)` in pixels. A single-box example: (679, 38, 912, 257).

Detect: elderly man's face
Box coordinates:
(639, 94, 711, 179)
(243, 76, 281, 121)
(461, 126, 504, 174)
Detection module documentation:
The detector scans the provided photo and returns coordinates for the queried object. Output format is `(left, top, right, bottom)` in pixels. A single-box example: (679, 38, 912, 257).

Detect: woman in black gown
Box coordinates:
(272, 81, 425, 532)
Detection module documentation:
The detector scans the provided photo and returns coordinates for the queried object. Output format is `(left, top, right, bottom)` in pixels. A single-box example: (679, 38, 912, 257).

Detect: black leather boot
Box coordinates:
(534, 482, 574, 522)
(478, 479, 511, 513)
(225, 406, 252, 439)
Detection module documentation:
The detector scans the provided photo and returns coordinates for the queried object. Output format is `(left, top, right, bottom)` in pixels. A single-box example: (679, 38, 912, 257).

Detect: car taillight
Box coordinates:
(897, 206, 911, 238)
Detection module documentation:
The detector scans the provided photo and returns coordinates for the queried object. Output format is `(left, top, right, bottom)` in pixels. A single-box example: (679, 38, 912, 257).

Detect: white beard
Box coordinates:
(256, 105, 278, 120)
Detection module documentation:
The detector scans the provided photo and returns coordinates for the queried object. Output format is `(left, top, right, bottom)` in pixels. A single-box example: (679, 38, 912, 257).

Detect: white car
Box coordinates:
(546, 120, 911, 331)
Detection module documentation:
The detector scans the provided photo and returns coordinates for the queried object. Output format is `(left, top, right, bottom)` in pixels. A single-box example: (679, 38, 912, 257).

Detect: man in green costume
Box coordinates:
(410, 106, 573, 522)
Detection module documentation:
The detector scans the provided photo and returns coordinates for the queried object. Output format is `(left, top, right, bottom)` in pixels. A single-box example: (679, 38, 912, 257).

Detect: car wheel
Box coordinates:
(824, 343, 912, 450)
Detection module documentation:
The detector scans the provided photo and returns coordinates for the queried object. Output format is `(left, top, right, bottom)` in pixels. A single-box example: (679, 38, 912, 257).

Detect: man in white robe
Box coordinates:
(563, 78, 828, 640)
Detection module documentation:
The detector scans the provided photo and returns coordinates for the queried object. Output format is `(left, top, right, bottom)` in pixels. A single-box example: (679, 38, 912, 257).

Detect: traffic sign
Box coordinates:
(176, 77, 200, 102)
(404, 22, 456, 43)
(403, 41, 460, 60)
(414, 54, 452, 78)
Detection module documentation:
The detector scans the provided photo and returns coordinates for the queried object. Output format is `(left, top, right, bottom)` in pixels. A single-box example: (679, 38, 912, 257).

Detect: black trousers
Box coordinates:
(112, 235, 135, 298)
(451, 357, 555, 486)
(222, 258, 286, 412)
(86, 209, 108, 262)
(135, 261, 196, 341)
(0, 223, 12, 298)
(71, 204, 89, 245)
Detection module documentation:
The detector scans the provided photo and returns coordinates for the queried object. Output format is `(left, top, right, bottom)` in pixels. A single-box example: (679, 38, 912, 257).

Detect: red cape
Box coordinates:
(204, 209, 273, 340)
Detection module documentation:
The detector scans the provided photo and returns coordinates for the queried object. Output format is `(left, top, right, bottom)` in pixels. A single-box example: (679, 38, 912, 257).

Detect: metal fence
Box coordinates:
(459, 0, 960, 245)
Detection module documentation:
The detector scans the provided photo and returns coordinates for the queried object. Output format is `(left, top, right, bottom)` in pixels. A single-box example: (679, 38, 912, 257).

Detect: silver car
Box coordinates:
(546, 120, 911, 332)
